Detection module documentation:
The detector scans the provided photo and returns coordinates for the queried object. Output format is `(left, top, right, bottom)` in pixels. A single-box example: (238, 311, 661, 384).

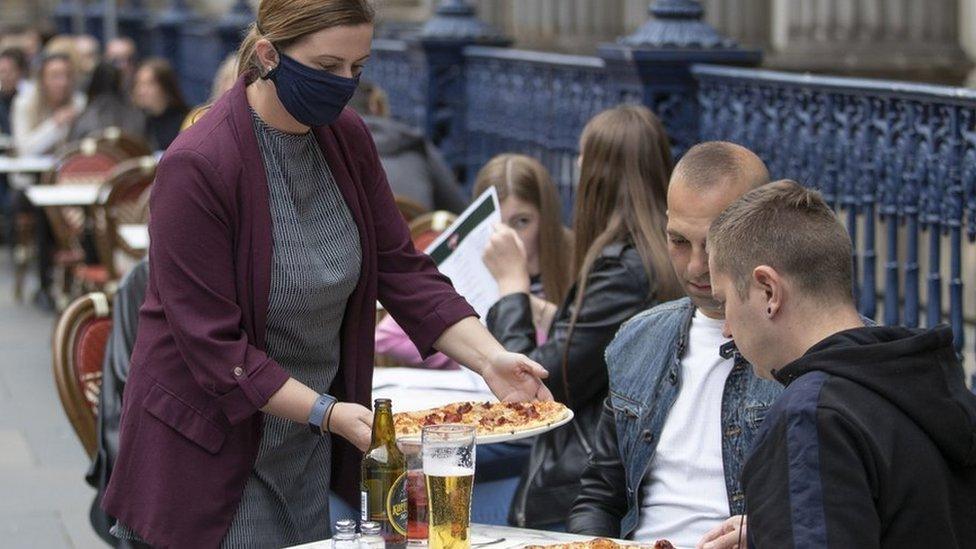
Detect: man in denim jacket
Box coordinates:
(568, 142, 782, 548)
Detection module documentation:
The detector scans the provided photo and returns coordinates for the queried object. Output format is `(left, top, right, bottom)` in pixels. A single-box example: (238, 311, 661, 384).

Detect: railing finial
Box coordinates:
(621, 0, 737, 49)
(420, 0, 508, 44)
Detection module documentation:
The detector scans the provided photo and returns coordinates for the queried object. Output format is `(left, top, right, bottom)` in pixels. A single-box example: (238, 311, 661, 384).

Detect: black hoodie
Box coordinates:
(742, 325, 976, 549)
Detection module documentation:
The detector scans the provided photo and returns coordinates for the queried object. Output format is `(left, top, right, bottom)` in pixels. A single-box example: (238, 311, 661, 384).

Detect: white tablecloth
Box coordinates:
(119, 223, 149, 250)
(286, 523, 625, 549)
(25, 184, 101, 207)
(0, 155, 55, 174)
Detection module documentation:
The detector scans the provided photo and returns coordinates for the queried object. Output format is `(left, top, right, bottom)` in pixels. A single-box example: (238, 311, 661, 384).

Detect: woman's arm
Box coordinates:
(432, 316, 552, 402)
(486, 252, 653, 407)
(261, 379, 372, 451)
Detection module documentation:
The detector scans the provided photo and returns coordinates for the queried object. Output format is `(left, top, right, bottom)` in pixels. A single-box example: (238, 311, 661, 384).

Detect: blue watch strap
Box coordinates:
(308, 394, 338, 435)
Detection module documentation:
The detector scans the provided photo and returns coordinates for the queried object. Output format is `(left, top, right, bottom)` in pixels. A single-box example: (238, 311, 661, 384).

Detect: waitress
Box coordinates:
(102, 1, 551, 547)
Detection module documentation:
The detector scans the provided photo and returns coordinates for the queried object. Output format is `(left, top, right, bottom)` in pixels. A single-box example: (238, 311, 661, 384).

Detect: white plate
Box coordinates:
(397, 408, 574, 445)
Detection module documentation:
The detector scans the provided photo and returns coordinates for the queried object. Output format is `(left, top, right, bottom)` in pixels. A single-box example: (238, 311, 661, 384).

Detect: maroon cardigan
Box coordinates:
(102, 75, 475, 548)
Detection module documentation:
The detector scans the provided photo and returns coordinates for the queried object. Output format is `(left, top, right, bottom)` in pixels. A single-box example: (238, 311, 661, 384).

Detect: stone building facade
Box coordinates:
(4, 0, 976, 85)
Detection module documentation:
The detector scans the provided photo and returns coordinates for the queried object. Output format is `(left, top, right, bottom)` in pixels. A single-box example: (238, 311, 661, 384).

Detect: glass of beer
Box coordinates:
(422, 424, 476, 549)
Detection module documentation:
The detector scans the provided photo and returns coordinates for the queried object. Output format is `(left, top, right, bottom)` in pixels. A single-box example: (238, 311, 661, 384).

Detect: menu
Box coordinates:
(423, 187, 502, 320)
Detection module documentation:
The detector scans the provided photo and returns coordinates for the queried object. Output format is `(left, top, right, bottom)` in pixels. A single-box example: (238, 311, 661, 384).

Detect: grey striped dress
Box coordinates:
(111, 110, 361, 548)
(220, 110, 362, 548)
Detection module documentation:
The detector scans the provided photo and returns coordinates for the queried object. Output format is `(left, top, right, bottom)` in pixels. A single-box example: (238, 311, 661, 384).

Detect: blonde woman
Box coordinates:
(11, 52, 83, 156)
(102, 1, 550, 546)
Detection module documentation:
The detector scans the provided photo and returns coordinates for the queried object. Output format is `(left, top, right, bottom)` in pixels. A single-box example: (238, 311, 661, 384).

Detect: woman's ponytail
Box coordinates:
(236, 23, 262, 77)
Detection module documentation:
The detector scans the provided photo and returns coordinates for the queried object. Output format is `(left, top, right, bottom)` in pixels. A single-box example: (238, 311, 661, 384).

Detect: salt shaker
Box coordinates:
(333, 518, 359, 549)
(359, 521, 386, 549)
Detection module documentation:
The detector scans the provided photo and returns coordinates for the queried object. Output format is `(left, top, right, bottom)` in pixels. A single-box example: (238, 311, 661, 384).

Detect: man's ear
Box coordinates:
(753, 265, 782, 318)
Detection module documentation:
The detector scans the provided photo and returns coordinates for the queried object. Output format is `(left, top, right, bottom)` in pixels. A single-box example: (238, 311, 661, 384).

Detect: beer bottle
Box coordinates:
(361, 398, 407, 549)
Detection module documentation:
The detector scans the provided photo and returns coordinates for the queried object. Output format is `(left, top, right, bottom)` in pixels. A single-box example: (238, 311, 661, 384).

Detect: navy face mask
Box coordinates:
(262, 50, 359, 128)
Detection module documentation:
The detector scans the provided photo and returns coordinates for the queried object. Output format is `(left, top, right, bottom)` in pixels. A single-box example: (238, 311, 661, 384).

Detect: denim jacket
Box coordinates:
(568, 297, 782, 538)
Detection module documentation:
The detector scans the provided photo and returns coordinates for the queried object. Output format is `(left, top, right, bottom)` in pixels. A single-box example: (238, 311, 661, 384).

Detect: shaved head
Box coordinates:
(672, 141, 769, 193)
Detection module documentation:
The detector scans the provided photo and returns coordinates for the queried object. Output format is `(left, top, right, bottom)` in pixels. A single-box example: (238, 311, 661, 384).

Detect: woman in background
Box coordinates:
(11, 52, 83, 155)
(69, 61, 145, 141)
(131, 58, 188, 150)
(483, 105, 684, 529)
(374, 153, 573, 369)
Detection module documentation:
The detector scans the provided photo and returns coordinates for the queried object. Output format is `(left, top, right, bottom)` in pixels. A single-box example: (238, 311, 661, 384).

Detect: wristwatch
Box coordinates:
(308, 394, 338, 435)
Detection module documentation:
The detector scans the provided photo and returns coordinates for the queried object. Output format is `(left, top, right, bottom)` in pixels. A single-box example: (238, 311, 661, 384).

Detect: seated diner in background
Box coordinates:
(482, 104, 683, 529)
(131, 58, 189, 151)
(705, 180, 976, 548)
(568, 142, 782, 549)
(374, 153, 573, 370)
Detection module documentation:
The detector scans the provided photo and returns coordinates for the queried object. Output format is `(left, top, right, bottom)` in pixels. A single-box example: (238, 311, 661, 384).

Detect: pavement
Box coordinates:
(0, 253, 106, 548)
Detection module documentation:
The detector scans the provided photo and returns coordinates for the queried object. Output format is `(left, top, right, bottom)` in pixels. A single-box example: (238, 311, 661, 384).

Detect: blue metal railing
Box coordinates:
(694, 65, 976, 361)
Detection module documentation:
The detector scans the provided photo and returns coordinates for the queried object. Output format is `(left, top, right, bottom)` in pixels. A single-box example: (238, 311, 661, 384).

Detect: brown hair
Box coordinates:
(473, 154, 573, 304)
(572, 105, 682, 303)
(559, 105, 682, 404)
(237, 0, 375, 77)
(708, 179, 854, 304)
(137, 58, 189, 113)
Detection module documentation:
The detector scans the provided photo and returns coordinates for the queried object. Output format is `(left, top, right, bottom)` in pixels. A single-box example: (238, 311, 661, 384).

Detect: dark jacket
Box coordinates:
(364, 115, 466, 213)
(568, 298, 781, 538)
(69, 94, 146, 142)
(102, 73, 476, 548)
(145, 105, 188, 151)
(743, 325, 976, 549)
(486, 242, 659, 527)
(87, 260, 148, 547)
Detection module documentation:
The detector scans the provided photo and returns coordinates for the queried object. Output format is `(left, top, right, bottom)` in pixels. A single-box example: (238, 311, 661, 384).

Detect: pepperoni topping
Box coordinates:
(457, 403, 473, 414)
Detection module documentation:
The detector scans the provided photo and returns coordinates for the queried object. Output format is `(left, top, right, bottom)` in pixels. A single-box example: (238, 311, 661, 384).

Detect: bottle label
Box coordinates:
(361, 490, 368, 521)
(386, 471, 408, 536)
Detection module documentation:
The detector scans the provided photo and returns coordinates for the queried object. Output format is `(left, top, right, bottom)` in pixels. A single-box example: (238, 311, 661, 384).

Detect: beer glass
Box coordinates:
(422, 425, 476, 549)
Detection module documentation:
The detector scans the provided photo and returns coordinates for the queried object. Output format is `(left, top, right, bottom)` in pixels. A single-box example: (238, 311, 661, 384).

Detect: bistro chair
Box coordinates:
(52, 291, 113, 458)
(87, 126, 152, 159)
(74, 156, 156, 292)
(40, 138, 131, 309)
(394, 195, 428, 223)
(408, 210, 457, 252)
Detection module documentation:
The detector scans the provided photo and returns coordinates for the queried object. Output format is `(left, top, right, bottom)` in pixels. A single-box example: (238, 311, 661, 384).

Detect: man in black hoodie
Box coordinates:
(703, 179, 976, 549)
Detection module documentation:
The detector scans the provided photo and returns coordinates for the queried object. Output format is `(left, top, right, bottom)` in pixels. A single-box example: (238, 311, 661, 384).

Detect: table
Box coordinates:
(24, 184, 102, 207)
(371, 366, 495, 413)
(287, 523, 626, 549)
(119, 223, 149, 251)
(0, 155, 55, 174)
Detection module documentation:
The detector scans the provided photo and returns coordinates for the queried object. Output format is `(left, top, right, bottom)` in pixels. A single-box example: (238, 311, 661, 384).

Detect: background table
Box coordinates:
(24, 184, 101, 207)
(287, 523, 631, 548)
(118, 223, 149, 251)
(0, 155, 55, 175)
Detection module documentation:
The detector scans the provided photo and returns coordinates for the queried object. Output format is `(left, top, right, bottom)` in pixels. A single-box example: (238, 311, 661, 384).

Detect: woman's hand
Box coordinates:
(697, 515, 747, 549)
(52, 105, 79, 126)
(327, 402, 373, 452)
(483, 223, 531, 296)
(482, 351, 553, 402)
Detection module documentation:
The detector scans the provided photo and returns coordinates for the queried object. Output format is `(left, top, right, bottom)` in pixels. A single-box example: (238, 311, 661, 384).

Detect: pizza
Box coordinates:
(394, 400, 569, 437)
(522, 539, 674, 549)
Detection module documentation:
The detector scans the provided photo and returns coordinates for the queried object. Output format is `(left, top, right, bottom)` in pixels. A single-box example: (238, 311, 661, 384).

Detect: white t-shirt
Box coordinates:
(632, 311, 734, 549)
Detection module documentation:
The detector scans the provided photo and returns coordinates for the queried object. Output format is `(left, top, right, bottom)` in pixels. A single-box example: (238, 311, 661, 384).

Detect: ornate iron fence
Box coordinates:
(695, 65, 976, 360)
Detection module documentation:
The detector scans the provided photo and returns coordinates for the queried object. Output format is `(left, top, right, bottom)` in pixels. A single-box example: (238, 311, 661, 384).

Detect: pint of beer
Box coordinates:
(422, 425, 476, 549)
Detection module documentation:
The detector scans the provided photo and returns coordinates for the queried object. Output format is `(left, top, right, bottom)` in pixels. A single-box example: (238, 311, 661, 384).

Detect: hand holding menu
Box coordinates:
(423, 187, 501, 320)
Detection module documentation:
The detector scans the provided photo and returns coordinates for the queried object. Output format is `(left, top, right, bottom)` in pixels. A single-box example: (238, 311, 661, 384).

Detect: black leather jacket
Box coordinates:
(486, 242, 658, 527)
